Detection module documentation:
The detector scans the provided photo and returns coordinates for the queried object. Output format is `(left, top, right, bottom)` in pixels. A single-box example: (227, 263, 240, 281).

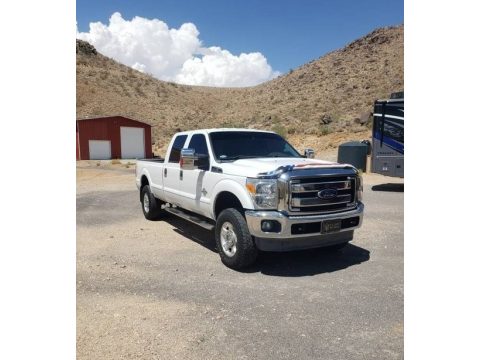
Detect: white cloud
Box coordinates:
(176, 46, 280, 87)
(77, 12, 279, 87)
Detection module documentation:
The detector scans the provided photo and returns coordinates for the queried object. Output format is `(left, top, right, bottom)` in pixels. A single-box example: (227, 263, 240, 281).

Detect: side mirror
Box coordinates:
(180, 149, 210, 170)
(180, 149, 197, 170)
(304, 148, 315, 158)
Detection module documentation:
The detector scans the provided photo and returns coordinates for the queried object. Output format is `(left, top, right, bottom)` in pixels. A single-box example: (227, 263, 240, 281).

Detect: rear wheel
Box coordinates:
(141, 185, 163, 220)
(215, 208, 258, 270)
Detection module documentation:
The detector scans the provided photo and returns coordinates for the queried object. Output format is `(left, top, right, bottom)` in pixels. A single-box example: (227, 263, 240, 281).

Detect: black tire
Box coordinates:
(141, 185, 163, 220)
(215, 208, 258, 270)
(324, 242, 349, 252)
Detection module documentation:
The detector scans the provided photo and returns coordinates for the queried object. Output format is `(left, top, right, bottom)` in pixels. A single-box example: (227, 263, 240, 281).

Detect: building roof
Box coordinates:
(76, 115, 152, 126)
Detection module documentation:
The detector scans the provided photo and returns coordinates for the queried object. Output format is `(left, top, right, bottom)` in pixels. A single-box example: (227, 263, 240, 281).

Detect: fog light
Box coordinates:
(261, 220, 281, 233)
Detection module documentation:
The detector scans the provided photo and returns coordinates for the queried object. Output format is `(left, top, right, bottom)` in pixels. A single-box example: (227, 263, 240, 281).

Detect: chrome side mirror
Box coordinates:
(304, 148, 315, 158)
(180, 148, 198, 170)
(180, 148, 210, 170)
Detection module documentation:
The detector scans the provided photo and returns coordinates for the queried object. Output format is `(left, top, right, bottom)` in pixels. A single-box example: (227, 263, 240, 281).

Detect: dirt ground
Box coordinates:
(77, 162, 403, 359)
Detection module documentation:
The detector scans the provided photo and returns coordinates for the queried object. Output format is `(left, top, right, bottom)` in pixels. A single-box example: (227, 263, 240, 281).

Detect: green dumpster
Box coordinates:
(337, 141, 368, 171)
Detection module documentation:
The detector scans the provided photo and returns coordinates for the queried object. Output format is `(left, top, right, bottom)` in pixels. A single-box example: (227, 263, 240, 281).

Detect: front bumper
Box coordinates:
(244, 203, 364, 251)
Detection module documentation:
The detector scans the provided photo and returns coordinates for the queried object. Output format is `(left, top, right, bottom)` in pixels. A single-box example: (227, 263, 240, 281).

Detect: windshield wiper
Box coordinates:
(219, 155, 261, 161)
(267, 154, 299, 158)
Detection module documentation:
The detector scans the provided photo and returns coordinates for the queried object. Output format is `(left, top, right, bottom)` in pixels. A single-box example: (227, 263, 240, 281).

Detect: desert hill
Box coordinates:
(76, 25, 403, 158)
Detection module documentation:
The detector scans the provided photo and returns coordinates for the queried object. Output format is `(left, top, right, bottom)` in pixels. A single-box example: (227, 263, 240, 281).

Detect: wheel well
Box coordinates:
(140, 175, 149, 201)
(141, 175, 149, 189)
(214, 191, 244, 219)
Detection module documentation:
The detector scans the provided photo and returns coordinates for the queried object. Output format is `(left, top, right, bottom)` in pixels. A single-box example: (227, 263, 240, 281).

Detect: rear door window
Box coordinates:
(168, 135, 187, 163)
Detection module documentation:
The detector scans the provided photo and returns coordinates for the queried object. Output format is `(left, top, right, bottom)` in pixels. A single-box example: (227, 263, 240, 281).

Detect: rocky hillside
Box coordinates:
(76, 25, 403, 157)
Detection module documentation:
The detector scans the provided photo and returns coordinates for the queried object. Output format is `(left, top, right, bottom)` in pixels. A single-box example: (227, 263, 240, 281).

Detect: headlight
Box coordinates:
(246, 178, 278, 209)
(356, 175, 363, 202)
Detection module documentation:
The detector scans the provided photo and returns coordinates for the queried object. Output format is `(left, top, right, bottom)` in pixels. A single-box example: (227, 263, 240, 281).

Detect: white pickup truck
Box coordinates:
(136, 129, 364, 269)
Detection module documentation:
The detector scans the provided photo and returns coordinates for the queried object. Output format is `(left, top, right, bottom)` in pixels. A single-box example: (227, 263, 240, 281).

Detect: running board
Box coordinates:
(164, 207, 215, 231)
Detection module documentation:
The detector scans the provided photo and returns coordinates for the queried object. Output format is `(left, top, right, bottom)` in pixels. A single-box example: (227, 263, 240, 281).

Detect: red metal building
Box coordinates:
(76, 115, 153, 160)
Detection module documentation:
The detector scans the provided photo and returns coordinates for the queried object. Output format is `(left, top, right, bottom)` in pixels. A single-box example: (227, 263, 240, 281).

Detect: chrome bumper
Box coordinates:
(245, 203, 364, 252)
(245, 202, 364, 239)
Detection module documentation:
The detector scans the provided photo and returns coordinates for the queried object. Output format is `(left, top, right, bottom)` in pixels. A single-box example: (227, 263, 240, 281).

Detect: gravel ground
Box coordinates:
(77, 164, 403, 360)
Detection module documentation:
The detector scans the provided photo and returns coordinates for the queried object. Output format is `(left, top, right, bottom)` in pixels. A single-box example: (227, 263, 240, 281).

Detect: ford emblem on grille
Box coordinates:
(318, 188, 338, 199)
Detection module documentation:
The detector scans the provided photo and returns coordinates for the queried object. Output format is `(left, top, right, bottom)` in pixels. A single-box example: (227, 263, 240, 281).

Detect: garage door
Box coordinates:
(88, 140, 111, 160)
(120, 127, 145, 159)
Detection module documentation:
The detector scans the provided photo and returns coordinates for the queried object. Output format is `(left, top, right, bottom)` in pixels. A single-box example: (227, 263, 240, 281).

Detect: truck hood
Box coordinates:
(219, 157, 352, 178)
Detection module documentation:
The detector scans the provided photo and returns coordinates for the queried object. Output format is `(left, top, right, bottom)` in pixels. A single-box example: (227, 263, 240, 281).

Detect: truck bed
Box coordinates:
(138, 158, 165, 163)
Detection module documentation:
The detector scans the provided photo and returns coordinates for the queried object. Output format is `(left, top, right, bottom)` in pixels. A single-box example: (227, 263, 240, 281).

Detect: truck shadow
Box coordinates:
(165, 215, 217, 252)
(164, 215, 370, 277)
(249, 244, 370, 277)
(371, 183, 404, 192)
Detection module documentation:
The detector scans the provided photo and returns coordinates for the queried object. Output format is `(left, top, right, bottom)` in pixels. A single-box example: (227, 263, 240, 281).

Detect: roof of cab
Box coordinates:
(174, 128, 275, 136)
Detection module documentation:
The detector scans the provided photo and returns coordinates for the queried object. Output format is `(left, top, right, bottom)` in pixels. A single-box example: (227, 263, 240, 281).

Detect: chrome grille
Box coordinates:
(289, 176, 356, 213)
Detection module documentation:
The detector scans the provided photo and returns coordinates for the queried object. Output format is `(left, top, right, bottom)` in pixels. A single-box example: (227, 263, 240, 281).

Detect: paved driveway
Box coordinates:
(77, 166, 403, 359)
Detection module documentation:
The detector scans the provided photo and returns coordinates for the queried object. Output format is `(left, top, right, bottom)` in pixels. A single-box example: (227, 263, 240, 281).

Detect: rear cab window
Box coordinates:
(168, 134, 188, 163)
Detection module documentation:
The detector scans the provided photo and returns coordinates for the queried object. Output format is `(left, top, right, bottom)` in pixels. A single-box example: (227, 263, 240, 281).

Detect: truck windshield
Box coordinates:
(209, 131, 301, 161)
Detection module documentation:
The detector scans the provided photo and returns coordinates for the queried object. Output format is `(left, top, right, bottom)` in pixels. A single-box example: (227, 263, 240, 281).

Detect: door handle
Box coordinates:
(180, 170, 183, 180)
(164, 168, 167, 177)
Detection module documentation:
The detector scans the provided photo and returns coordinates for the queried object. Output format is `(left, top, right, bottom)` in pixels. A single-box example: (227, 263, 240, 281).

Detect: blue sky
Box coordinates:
(76, 0, 403, 86)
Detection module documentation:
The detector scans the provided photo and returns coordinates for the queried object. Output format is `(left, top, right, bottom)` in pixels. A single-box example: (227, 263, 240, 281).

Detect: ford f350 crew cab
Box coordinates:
(136, 129, 364, 269)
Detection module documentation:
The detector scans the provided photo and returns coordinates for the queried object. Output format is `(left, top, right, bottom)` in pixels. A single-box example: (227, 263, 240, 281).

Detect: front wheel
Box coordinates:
(215, 208, 258, 270)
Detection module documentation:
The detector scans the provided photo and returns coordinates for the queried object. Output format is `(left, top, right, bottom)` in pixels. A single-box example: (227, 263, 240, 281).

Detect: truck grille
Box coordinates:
(289, 176, 356, 213)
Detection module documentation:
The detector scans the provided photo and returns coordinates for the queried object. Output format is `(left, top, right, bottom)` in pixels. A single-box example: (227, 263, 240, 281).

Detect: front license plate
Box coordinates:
(322, 220, 342, 234)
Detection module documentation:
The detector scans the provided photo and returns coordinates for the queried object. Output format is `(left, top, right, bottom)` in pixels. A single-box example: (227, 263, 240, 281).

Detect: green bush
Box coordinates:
(272, 124, 287, 138)
(319, 126, 332, 136)
(219, 120, 245, 129)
